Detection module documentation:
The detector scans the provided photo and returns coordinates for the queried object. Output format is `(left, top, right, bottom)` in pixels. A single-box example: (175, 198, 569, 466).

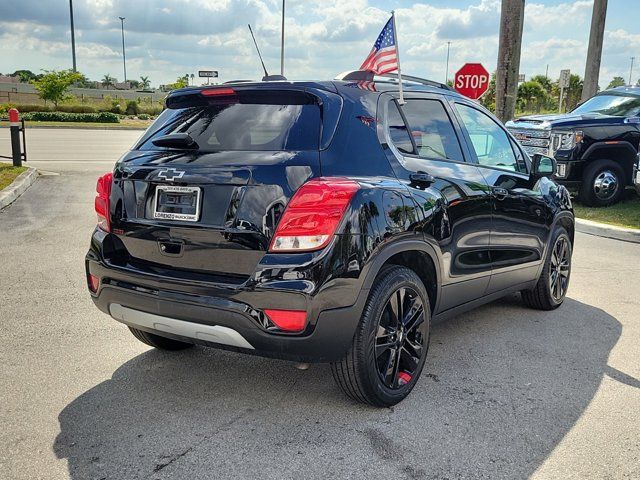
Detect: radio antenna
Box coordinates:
(248, 24, 269, 78)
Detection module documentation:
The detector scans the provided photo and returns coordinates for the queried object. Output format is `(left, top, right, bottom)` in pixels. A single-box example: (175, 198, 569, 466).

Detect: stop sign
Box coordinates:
(454, 63, 490, 99)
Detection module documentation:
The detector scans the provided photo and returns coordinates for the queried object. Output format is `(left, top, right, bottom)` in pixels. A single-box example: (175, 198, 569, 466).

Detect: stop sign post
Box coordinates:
(454, 63, 490, 100)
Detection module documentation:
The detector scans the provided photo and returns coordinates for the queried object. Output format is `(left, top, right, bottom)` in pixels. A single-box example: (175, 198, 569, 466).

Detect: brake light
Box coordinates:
(264, 309, 307, 332)
(269, 178, 359, 252)
(201, 88, 236, 97)
(95, 172, 113, 232)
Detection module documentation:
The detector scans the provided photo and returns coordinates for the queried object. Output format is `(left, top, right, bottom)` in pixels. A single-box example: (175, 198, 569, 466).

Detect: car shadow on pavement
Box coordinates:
(53, 295, 621, 479)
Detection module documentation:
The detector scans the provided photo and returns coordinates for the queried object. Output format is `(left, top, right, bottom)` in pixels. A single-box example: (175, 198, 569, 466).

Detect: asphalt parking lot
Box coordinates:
(1, 128, 639, 479)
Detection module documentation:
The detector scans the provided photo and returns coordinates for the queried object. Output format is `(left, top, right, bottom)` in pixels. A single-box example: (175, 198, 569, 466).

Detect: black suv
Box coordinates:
(86, 71, 574, 406)
(507, 86, 640, 206)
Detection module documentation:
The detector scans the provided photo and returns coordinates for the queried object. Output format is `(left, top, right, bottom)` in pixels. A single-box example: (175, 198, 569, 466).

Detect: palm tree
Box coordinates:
(140, 76, 151, 90)
(101, 74, 116, 88)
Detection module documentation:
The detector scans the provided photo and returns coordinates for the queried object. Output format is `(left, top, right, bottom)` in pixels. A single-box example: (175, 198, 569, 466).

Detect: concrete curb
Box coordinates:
(0, 167, 38, 210)
(575, 218, 640, 244)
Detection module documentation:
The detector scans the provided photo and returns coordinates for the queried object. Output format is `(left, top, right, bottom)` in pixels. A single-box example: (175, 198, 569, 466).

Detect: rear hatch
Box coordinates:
(109, 85, 341, 282)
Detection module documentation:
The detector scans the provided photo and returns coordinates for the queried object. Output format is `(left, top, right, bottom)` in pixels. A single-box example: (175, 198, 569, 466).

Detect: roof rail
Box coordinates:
(334, 70, 453, 91)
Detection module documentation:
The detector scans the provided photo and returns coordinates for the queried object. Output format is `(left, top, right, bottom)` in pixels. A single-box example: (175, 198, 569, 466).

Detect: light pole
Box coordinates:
(630, 57, 635, 86)
(69, 0, 77, 71)
(445, 41, 451, 83)
(280, 0, 285, 76)
(119, 17, 127, 83)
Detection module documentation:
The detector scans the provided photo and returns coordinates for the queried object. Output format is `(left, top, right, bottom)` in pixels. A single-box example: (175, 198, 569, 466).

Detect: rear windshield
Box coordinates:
(138, 101, 321, 152)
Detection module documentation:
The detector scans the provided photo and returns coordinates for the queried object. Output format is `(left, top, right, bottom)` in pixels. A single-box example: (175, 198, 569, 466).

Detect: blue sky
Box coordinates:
(0, 0, 638, 88)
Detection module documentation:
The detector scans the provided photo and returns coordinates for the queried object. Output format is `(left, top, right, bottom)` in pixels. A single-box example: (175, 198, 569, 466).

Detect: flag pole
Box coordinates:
(391, 11, 405, 104)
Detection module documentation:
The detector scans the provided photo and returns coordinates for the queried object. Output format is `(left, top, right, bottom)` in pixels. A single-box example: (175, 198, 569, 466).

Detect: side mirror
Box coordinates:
(531, 153, 556, 178)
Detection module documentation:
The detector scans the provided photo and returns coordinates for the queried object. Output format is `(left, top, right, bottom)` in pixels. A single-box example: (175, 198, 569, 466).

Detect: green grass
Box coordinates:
(574, 190, 640, 229)
(0, 162, 28, 190)
(0, 119, 152, 129)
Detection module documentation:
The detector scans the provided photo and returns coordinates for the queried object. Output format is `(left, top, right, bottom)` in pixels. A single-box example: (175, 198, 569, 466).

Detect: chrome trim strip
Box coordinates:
(109, 303, 255, 349)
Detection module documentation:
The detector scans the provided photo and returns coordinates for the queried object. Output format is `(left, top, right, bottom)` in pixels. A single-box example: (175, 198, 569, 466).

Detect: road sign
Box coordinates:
(559, 69, 571, 88)
(518, 73, 525, 83)
(198, 70, 219, 78)
(454, 63, 490, 99)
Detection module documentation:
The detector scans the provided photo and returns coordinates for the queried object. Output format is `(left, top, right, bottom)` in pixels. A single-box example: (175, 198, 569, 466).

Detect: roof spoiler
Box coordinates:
(335, 70, 453, 91)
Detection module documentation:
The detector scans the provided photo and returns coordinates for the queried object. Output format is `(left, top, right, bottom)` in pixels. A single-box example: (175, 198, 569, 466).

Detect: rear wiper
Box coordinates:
(151, 133, 199, 149)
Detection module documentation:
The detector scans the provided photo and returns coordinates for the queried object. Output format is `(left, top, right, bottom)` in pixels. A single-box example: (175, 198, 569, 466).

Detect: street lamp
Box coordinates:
(69, 0, 77, 71)
(280, 0, 285, 76)
(119, 16, 127, 83)
(445, 41, 451, 83)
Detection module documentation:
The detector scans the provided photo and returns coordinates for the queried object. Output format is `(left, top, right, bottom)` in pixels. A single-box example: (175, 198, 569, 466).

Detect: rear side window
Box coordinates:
(400, 99, 464, 162)
(139, 101, 321, 152)
(387, 101, 414, 154)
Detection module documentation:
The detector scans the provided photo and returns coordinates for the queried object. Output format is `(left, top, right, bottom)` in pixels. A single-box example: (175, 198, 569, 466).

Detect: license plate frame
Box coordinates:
(153, 185, 202, 222)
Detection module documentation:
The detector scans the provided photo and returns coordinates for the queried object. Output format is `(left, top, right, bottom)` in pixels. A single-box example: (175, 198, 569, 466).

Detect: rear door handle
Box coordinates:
(409, 171, 435, 189)
(492, 187, 509, 200)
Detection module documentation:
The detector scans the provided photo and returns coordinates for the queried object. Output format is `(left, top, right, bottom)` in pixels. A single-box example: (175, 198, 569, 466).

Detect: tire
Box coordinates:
(578, 159, 625, 207)
(128, 327, 194, 351)
(521, 226, 572, 311)
(331, 265, 431, 407)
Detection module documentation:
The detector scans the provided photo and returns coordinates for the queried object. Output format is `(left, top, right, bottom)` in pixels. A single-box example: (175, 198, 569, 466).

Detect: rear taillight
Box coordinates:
(269, 178, 359, 252)
(87, 274, 100, 293)
(95, 172, 113, 232)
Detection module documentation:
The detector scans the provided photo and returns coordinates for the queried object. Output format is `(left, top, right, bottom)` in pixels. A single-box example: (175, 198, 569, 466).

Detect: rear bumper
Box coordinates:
(86, 231, 366, 363)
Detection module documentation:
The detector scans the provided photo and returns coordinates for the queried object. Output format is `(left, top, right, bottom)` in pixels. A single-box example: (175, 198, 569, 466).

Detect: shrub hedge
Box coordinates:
(21, 111, 120, 123)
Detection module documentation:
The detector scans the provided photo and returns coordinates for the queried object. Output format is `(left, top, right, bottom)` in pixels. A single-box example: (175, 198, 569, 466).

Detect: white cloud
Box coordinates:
(0, 0, 636, 89)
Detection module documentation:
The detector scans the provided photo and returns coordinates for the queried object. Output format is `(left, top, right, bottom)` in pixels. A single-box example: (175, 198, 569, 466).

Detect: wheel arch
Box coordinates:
(582, 142, 637, 185)
(361, 239, 441, 314)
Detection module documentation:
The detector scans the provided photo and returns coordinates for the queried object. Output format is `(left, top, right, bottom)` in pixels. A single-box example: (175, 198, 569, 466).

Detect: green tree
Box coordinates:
(12, 69, 40, 83)
(31, 69, 83, 108)
(101, 74, 116, 88)
(564, 74, 584, 111)
(166, 75, 189, 90)
(140, 76, 151, 90)
(530, 74, 553, 94)
(606, 76, 626, 89)
(517, 81, 549, 113)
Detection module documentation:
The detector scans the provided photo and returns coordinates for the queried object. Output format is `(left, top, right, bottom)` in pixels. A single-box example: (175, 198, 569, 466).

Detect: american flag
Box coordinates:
(360, 17, 398, 74)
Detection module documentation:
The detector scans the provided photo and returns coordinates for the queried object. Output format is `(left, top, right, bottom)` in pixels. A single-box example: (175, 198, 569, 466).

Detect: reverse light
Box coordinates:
(269, 178, 359, 252)
(95, 172, 113, 232)
(264, 309, 307, 332)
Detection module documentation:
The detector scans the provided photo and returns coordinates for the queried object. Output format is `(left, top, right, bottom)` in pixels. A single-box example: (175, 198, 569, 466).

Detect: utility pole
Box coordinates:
(582, 0, 607, 101)
(495, 0, 525, 122)
(629, 57, 635, 86)
(119, 17, 127, 83)
(69, 0, 77, 71)
(445, 41, 451, 83)
(280, 0, 285, 76)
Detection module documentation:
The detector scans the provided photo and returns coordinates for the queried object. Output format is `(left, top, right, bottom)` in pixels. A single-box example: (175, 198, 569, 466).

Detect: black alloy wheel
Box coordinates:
(375, 286, 428, 389)
(521, 226, 572, 310)
(549, 235, 571, 302)
(331, 265, 431, 407)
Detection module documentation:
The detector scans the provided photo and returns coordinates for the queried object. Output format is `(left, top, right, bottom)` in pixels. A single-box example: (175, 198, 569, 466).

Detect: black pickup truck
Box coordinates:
(507, 87, 640, 206)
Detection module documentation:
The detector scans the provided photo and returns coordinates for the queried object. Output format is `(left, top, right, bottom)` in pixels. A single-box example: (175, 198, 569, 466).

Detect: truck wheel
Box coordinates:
(331, 265, 430, 407)
(579, 160, 625, 207)
(128, 327, 194, 350)
(521, 226, 572, 310)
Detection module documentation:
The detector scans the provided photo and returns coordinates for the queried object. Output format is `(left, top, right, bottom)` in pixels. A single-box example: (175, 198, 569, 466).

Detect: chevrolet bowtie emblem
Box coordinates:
(157, 168, 185, 181)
